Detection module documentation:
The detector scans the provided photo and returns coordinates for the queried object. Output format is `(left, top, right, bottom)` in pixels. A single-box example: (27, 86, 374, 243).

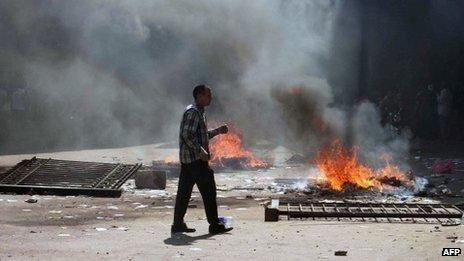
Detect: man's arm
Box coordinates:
(207, 128, 220, 139)
(208, 125, 228, 139)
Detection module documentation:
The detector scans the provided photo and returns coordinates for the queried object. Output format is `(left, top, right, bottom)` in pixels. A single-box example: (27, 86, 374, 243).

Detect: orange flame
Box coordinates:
(209, 129, 266, 168)
(164, 154, 178, 164)
(315, 140, 410, 191)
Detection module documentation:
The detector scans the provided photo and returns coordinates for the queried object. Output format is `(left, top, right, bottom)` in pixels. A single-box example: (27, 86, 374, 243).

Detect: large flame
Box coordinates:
(209, 129, 266, 168)
(315, 140, 411, 191)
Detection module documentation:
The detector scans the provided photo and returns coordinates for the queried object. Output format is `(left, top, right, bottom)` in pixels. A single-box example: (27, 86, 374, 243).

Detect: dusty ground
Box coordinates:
(1, 144, 464, 260)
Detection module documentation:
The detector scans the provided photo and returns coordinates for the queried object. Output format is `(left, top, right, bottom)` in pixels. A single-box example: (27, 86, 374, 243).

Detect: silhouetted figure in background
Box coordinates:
(451, 82, 464, 141)
(414, 84, 438, 140)
(437, 84, 453, 141)
(379, 90, 394, 126)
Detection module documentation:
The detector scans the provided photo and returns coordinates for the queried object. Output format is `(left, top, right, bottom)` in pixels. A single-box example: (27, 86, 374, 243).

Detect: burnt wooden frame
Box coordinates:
(265, 199, 463, 222)
(0, 157, 141, 197)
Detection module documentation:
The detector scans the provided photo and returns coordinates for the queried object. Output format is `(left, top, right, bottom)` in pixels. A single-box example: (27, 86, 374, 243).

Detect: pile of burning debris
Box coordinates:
(304, 140, 464, 200)
(151, 122, 422, 197)
(314, 140, 415, 192)
(152, 128, 271, 174)
(268, 140, 434, 203)
(151, 128, 439, 203)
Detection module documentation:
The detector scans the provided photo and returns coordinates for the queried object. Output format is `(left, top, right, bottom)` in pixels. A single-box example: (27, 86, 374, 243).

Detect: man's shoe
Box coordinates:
(171, 223, 196, 234)
(209, 224, 233, 235)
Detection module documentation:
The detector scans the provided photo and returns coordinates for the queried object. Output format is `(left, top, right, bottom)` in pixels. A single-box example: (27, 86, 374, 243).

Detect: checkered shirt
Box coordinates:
(179, 104, 220, 164)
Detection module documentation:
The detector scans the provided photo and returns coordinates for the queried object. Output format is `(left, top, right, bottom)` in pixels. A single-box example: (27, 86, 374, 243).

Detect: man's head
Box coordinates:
(193, 84, 212, 106)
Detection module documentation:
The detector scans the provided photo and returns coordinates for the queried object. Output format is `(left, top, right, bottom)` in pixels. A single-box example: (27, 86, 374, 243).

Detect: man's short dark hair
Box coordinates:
(193, 84, 209, 100)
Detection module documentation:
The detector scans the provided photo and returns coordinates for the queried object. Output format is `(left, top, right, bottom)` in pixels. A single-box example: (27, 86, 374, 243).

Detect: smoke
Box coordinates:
(270, 83, 346, 155)
(352, 102, 411, 170)
(1, 0, 413, 171)
(0, 0, 341, 154)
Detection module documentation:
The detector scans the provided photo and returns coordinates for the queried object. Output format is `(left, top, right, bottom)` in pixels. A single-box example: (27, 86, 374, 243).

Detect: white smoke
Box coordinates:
(2, 0, 412, 170)
(1, 0, 344, 152)
(353, 102, 411, 170)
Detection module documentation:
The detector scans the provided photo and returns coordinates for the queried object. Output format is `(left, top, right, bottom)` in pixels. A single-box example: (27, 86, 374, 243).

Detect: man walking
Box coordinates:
(172, 84, 233, 234)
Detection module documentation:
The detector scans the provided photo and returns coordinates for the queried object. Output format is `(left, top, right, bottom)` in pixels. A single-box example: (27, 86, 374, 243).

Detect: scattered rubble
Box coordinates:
(432, 160, 453, 173)
(284, 154, 308, 165)
(334, 251, 348, 256)
(378, 176, 403, 187)
(446, 235, 458, 243)
(117, 226, 129, 231)
(95, 227, 107, 231)
(440, 220, 461, 226)
(428, 184, 453, 196)
(134, 205, 147, 210)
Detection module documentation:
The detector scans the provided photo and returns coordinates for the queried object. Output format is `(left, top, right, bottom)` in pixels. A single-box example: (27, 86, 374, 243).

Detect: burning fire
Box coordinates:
(164, 154, 178, 164)
(209, 129, 266, 168)
(315, 140, 411, 191)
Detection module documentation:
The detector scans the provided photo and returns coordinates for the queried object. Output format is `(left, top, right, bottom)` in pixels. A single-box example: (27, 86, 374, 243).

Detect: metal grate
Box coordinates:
(265, 199, 463, 224)
(0, 157, 141, 197)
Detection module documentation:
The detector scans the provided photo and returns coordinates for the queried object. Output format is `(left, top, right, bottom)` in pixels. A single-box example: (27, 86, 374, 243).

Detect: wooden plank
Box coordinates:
(439, 204, 453, 215)
(322, 203, 327, 220)
(267, 201, 463, 220)
(415, 204, 429, 214)
(380, 204, 391, 223)
(392, 204, 404, 222)
(310, 203, 315, 220)
(357, 203, 365, 222)
(334, 203, 341, 221)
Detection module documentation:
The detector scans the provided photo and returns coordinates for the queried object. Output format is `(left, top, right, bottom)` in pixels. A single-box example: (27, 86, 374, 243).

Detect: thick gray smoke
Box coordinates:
(352, 102, 411, 170)
(0, 0, 410, 170)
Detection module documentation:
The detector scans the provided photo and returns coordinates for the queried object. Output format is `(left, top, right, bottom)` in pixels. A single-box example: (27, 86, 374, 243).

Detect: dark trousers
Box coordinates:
(173, 160, 219, 226)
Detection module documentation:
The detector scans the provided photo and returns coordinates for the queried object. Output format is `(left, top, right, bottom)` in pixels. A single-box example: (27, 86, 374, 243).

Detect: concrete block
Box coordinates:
(135, 170, 166, 189)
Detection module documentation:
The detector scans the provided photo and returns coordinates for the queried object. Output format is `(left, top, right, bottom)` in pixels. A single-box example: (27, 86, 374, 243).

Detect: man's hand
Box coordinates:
(200, 147, 209, 161)
(217, 125, 228, 134)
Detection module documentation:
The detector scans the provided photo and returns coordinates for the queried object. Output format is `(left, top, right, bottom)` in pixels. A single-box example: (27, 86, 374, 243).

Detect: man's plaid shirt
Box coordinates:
(179, 104, 220, 164)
